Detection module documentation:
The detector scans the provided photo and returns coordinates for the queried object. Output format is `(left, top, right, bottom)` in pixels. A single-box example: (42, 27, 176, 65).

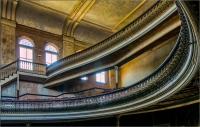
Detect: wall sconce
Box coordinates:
(37, 55, 42, 59)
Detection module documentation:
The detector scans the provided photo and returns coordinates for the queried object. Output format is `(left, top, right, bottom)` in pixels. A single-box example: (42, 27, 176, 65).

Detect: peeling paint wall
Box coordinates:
(19, 81, 62, 100)
(2, 81, 17, 97)
(119, 35, 177, 87)
(1, 24, 16, 65)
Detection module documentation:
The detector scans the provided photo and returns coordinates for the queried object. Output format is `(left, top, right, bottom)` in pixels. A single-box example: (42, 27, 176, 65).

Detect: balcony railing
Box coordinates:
(1, 87, 110, 100)
(0, 60, 47, 80)
(18, 60, 46, 75)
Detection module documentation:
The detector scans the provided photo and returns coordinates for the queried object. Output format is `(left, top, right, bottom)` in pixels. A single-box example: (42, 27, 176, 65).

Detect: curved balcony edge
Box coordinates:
(45, 1, 177, 81)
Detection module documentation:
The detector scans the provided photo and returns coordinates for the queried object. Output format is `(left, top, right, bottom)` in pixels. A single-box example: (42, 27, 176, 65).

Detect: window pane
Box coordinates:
(20, 47, 26, 59)
(27, 49, 33, 61)
(46, 53, 52, 64)
(52, 54, 57, 63)
(81, 77, 88, 80)
(96, 72, 105, 83)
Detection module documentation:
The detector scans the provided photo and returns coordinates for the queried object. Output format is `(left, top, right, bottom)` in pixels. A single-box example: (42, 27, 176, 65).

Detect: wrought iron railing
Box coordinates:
(1, 87, 110, 100)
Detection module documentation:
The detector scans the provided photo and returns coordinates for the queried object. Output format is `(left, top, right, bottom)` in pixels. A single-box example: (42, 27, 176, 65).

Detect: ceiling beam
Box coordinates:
(63, 0, 96, 37)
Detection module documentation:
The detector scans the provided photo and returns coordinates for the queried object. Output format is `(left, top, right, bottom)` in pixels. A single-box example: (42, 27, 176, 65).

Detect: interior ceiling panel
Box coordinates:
(28, 0, 79, 15)
(16, 1, 66, 35)
(83, 0, 145, 29)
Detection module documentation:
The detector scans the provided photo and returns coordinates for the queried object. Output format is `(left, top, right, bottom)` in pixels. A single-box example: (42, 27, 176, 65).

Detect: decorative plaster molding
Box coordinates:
(1, 18, 16, 28)
(63, 0, 96, 37)
(1, 0, 18, 21)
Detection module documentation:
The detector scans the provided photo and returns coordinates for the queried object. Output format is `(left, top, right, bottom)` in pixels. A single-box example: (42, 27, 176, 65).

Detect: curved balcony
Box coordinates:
(44, 1, 178, 85)
(1, 0, 199, 123)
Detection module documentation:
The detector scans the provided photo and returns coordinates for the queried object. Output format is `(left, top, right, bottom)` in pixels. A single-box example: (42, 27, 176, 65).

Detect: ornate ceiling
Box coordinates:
(5, 0, 158, 44)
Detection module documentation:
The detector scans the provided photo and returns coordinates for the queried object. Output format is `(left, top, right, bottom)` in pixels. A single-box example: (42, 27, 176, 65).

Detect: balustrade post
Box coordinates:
(17, 59, 20, 71)
(17, 74, 19, 100)
(114, 66, 119, 89)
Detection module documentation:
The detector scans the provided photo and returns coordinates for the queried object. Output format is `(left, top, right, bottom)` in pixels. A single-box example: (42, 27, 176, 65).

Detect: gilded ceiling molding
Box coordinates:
(63, 0, 96, 37)
(1, 0, 18, 21)
(112, 0, 146, 31)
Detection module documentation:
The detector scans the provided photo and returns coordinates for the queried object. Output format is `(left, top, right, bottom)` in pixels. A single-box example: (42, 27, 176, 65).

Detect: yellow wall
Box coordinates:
(119, 35, 178, 87)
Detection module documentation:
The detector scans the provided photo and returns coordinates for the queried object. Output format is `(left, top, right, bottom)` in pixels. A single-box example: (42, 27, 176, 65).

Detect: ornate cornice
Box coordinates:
(1, 0, 18, 21)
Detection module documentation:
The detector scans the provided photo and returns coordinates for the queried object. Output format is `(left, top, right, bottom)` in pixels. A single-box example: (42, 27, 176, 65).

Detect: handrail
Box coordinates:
(0, 61, 17, 80)
(17, 59, 47, 75)
(1, 87, 110, 99)
(0, 60, 17, 69)
(17, 59, 47, 66)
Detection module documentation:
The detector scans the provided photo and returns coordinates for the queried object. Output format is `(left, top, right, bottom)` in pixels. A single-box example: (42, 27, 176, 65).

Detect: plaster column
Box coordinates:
(63, 35, 75, 57)
(114, 66, 119, 89)
(116, 115, 121, 127)
(0, 19, 16, 66)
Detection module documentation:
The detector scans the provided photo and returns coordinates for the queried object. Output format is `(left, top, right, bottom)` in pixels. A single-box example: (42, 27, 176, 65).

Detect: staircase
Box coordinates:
(0, 61, 18, 86)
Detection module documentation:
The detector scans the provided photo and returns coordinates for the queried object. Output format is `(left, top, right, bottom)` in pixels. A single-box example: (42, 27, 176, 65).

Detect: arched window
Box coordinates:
(45, 45, 58, 65)
(19, 38, 34, 70)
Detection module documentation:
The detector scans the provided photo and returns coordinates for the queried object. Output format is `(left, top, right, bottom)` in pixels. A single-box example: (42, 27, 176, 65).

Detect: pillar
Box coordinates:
(63, 35, 75, 57)
(114, 66, 119, 89)
(116, 115, 121, 127)
(0, 18, 16, 66)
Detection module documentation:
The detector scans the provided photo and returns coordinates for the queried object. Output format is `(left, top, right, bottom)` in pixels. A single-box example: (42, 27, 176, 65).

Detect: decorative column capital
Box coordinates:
(114, 66, 118, 70)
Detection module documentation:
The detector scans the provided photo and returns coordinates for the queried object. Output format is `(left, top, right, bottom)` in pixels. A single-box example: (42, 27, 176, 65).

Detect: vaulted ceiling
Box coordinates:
(3, 0, 158, 44)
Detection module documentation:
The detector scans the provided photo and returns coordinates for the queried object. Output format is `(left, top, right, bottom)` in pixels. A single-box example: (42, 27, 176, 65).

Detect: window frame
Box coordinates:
(18, 38, 34, 70)
(45, 45, 58, 65)
(95, 71, 106, 84)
